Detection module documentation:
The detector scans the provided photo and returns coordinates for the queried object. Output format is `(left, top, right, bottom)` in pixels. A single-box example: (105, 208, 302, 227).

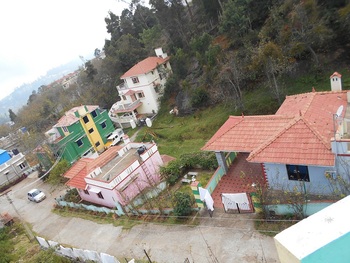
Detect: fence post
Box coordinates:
(190, 181, 204, 208)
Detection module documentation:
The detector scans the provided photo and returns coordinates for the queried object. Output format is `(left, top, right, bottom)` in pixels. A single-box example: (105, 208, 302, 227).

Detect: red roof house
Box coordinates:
(202, 73, 350, 195)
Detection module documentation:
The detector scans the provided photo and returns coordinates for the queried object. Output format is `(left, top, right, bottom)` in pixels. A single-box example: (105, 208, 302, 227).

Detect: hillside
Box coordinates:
(0, 58, 84, 124)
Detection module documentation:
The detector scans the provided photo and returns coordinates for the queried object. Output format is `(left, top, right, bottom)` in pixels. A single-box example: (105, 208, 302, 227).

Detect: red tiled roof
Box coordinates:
(55, 105, 99, 127)
(247, 118, 334, 166)
(330, 72, 342, 78)
(121, 56, 170, 79)
(65, 146, 121, 189)
(202, 90, 348, 166)
(201, 115, 294, 152)
(277, 91, 348, 141)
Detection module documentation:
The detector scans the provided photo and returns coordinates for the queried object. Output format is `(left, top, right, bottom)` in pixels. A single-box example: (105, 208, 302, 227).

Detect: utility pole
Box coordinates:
(143, 249, 152, 263)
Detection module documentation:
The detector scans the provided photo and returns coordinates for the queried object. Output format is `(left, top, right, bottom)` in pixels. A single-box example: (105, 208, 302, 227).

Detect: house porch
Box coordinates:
(211, 153, 266, 210)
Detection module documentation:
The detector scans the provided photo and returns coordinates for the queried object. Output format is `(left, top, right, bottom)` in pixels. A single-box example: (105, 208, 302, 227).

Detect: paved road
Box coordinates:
(0, 173, 280, 263)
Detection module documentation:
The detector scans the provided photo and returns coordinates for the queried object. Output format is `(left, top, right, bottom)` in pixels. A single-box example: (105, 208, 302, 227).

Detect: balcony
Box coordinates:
(116, 82, 129, 92)
(109, 100, 142, 115)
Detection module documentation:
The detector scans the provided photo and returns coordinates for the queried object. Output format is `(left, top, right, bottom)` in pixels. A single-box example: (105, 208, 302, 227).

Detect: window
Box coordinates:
(97, 192, 104, 199)
(19, 163, 26, 169)
(83, 190, 89, 195)
(132, 77, 139, 84)
(138, 92, 145, 98)
(164, 63, 168, 69)
(91, 110, 97, 118)
(88, 128, 94, 134)
(83, 116, 89, 124)
(62, 126, 68, 132)
(100, 121, 106, 129)
(95, 141, 100, 147)
(159, 73, 163, 80)
(122, 95, 126, 100)
(76, 139, 83, 147)
(286, 165, 310, 182)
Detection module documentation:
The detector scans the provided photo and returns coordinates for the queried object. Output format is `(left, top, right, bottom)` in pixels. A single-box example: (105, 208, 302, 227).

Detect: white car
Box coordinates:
(107, 128, 124, 146)
(27, 189, 46, 203)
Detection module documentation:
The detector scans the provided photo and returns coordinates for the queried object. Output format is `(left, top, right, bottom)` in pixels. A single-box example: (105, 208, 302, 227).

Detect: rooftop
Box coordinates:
(55, 105, 99, 127)
(275, 195, 350, 259)
(65, 142, 154, 189)
(202, 89, 348, 166)
(121, 56, 170, 79)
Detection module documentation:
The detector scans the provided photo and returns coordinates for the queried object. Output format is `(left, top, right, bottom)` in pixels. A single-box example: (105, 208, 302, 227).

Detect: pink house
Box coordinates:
(64, 139, 164, 208)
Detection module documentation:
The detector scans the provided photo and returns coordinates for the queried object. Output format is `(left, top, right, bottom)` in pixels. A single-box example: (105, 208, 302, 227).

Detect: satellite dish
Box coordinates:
(336, 105, 344, 118)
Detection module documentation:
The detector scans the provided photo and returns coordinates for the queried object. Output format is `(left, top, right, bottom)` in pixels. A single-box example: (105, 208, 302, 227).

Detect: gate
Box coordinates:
(221, 193, 253, 213)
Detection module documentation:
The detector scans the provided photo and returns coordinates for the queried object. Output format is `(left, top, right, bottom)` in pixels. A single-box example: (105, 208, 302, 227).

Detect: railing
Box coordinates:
(116, 82, 128, 91)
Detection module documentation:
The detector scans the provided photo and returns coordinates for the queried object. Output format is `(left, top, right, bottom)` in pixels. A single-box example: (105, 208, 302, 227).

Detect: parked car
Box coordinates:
(107, 128, 124, 146)
(27, 189, 46, 203)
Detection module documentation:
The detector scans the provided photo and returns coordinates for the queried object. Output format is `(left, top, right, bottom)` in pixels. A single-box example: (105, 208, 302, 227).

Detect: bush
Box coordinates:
(191, 88, 210, 108)
(161, 151, 217, 185)
(173, 192, 194, 218)
(63, 188, 80, 203)
(160, 160, 184, 186)
(180, 151, 217, 170)
(46, 160, 70, 185)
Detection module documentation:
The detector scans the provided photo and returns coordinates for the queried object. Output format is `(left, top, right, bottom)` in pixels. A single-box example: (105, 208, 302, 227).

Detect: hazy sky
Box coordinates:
(0, 0, 128, 100)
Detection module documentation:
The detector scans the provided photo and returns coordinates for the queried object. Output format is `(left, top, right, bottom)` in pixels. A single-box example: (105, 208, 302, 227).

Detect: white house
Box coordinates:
(109, 48, 172, 128)
(274, 195, 350, 263)
(0, 149, 31, 188)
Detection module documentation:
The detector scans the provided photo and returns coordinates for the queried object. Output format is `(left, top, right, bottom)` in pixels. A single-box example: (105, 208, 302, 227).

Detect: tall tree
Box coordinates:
(8, 109, 17, 122)
(261, 0, 333, 66)
(218, 52, 245, 110)
(250, 41, 294, 104)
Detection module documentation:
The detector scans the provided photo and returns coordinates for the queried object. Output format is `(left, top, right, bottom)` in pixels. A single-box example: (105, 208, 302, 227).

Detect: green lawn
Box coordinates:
(135, 104, 234, 158)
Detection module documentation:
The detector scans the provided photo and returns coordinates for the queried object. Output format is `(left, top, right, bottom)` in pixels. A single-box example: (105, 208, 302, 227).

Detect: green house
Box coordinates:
(45, 105, 115, 164)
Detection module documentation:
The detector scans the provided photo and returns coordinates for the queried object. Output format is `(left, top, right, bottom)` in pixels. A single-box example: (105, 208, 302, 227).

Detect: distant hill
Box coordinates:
(0, 58, 85, 124)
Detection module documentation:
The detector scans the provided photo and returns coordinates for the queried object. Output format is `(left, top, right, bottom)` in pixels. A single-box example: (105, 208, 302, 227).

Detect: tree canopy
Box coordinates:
(7, 0, 350, 157)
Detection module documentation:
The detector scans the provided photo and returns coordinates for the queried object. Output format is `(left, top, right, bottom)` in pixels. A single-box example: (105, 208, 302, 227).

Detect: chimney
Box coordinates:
(155, 47, 167, 59)
(330, 72, 342, 91)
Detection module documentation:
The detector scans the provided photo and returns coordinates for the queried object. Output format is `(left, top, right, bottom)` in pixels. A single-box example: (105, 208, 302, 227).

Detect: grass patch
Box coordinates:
(52, 205, 199, 229)
(53, 206, 140, 229)
(135, 104, 234, 158)
(253, 213, 299, 237)
(0, 222, 72, 262)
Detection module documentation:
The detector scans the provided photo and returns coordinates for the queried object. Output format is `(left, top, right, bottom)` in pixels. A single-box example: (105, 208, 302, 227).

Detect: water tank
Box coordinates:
(130, 119, 136, 129)
(137, 145, 146, 155)
(146, 118, 152, 127)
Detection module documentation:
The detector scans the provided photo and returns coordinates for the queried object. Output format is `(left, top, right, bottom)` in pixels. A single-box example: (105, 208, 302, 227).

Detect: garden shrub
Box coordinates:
(173, 192, 194, 217)
(161, 151, 217, 185)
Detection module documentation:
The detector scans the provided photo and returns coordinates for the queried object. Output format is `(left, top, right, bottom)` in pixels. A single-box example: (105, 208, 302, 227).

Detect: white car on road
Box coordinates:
(27, 189, 46, 203)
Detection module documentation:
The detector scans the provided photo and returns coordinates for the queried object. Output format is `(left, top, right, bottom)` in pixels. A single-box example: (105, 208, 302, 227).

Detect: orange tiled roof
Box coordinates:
(202, 115, 294, 152)
(55, 105, 99, 127)
(65, 146, 121, 189)
(247, 118, 334, 166)
(330, 72, 342, 78)
(121, 56, 170, 79)
(202, 90, 348, 166)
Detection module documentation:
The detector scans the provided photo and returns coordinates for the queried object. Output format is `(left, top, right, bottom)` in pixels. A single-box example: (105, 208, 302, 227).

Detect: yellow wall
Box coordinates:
(274, 239, 300, 263)
(80, 114, 105, 153)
